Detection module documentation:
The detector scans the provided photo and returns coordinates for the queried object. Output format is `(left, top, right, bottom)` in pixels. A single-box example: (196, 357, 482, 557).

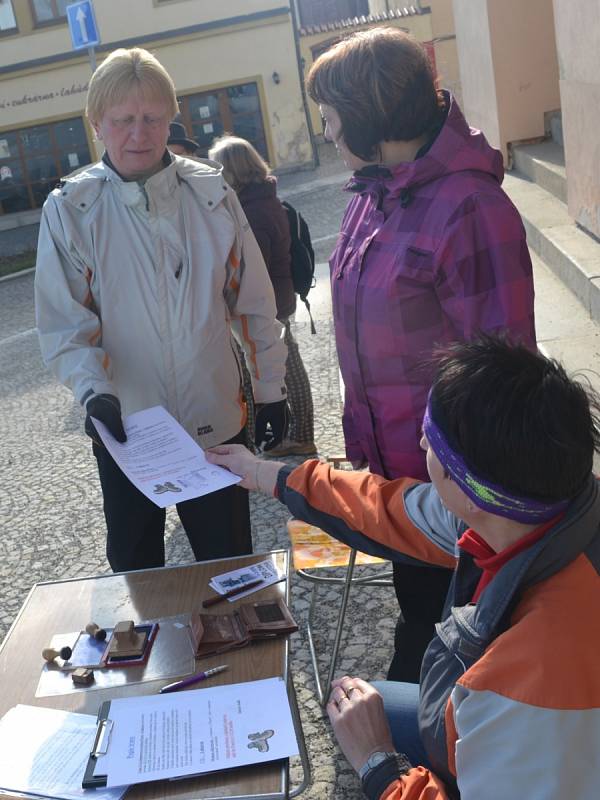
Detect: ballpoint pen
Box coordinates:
(159, 664, 228, 694)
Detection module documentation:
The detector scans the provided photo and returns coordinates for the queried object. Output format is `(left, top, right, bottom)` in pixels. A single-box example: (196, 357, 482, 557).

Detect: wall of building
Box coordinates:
(1, 1, 312, 171)
(299, 13, 434, 136)
(453, 0, 501, 154)
(2, 0, 289, 65)
(153, 17, 312, 170)
(453, 0, 560, 161)
(553, 0, 600, 239)
(428, 0, 461, 106)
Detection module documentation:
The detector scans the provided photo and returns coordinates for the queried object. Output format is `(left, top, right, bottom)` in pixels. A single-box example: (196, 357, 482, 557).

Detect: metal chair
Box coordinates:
(288, 456, 393, 706)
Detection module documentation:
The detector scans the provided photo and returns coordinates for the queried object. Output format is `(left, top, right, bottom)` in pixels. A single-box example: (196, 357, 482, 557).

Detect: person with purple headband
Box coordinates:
(206, 336, 600, 800)
(421, 398, 570, 523)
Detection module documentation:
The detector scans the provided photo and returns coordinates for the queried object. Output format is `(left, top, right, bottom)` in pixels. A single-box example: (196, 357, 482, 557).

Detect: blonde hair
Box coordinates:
(208, 135, 270, 192)
(86, 48, 178, 123)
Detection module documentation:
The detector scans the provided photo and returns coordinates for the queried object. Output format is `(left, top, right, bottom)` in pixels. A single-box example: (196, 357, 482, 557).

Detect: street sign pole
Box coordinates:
(66, 1, 101, 74)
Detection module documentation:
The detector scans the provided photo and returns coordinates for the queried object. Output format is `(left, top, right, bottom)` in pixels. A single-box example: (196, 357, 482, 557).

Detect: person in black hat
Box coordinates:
(167, 121, 199, 156)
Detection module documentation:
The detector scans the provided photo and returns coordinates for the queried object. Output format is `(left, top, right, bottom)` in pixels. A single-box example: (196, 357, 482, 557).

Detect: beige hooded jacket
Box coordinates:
(34, 155, 287, 448)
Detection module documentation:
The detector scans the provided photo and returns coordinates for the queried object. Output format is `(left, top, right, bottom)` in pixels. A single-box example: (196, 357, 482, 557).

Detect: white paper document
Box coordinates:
(0, 704, 126, 800)
(92, 405, 241, 507)
(95, 677, 298, 788)
(209, 558, 284, 602)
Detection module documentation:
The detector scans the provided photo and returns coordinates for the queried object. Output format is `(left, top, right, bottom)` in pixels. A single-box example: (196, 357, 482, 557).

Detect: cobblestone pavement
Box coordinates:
(0, 153, 399, 799)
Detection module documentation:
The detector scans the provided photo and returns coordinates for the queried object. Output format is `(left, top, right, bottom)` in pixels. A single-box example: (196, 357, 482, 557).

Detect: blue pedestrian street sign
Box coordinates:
(67, 1, 101, 51)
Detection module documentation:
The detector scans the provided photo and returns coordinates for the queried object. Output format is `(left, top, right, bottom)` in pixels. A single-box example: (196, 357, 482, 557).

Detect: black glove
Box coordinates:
(84, 393, 127, 443)
(254, 399, 289, 451)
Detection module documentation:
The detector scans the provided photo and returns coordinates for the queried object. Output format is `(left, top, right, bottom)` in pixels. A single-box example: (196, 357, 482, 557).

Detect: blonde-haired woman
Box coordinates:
(34, 48, 288, 571)
(210, 135, 315, 457)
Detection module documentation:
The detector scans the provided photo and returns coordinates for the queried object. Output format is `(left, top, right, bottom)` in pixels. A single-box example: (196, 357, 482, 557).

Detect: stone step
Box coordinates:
(503, 171, 600, 324)
(545, 108, 564, 148)
(511, 140, 567, 203)
(532, 250, 600, 475)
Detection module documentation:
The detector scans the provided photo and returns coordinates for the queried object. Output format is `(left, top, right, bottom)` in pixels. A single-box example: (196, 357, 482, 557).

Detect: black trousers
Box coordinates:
(387, 562, 454, 684)
(93, 430, 251, 573)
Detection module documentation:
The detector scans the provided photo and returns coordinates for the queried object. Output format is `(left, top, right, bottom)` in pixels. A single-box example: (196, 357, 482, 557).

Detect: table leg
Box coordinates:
(288, 674, 312, 797)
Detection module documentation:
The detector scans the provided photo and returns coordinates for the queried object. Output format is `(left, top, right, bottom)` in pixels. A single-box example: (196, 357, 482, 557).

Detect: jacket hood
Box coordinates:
(238, 176, 277, 204)
(346, 91, 504, 200)
(49, 153, 228, 214)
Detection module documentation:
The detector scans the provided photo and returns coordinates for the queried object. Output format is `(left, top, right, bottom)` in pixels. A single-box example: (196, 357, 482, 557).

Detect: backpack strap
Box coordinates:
(302, 297, 317, 335)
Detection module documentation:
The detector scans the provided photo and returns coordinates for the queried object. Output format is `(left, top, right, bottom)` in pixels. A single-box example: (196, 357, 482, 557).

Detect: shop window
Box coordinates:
(0, 117, 91, 215)
(30, 0, 70, 26)
(0, 0, 18, 34)
(178, 82, 268, 162)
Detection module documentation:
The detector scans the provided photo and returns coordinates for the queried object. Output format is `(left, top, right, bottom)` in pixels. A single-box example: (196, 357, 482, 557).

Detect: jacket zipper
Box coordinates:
(336, 247, 352, 280)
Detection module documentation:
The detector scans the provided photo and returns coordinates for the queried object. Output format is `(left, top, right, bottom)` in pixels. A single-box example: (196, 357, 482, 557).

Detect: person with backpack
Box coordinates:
(209, 135, 316, 456)
(305, 27, 536, 684)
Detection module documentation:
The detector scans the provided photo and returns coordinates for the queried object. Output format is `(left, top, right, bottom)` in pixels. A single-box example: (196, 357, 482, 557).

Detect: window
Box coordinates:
(0, 117, 92, 215)
(30, 0, 70, 26)
(0, 0, 18, 34)
(297, 0, 369, 27)
(178, 82, 268, 161)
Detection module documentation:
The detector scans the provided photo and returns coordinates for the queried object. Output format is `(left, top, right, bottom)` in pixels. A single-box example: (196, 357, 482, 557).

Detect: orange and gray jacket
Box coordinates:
(34, 155, 287, 447)
(277, 461, 600, 800)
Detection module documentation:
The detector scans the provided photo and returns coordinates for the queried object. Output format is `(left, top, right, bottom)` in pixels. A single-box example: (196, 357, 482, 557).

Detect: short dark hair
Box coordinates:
(306, 27, 443, 161)
(429, 336, 600, 503)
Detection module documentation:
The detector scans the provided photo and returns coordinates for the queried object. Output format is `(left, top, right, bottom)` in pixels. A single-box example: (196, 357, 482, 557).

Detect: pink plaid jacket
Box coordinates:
(331, 92, 536, 480)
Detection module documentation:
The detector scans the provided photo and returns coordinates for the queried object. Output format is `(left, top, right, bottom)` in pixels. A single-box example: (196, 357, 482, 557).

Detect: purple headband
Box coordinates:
(422, 399, 570, 524)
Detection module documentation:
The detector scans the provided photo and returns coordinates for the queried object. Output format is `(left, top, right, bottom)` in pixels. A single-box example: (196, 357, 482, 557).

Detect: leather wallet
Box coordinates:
(190, 597, 298, 657)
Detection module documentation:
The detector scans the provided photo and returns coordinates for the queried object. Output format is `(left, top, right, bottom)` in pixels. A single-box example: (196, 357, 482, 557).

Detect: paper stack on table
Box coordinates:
(92, 677, 298, 788)
(0, 704, 126, 800)
(209, 558, 284, 602)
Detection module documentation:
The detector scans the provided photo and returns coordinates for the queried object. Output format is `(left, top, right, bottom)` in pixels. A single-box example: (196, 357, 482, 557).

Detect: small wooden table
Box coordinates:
(0, 550, 309, 800)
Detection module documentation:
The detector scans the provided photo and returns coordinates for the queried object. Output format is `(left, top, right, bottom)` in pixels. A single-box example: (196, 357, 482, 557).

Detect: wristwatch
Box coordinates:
(359, 751, 411, 800)
(358, 751, 398, 780)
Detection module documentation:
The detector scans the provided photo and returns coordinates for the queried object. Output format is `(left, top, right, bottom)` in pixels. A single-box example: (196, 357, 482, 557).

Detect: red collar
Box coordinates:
(458, 515, 563, 602)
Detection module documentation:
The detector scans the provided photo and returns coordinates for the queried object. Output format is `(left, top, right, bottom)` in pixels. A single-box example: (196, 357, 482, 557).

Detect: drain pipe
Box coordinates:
(289, 0, 320, 167)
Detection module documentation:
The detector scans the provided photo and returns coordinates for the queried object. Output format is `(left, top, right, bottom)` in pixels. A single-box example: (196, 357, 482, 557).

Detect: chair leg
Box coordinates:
(322, 548, 357, 705)
(300, 552, 382, 707)
(305, 580, 326, 705)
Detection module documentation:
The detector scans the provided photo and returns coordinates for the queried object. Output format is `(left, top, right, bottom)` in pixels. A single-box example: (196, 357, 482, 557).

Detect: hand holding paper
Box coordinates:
(91, 406, 241, 507)
(85, 394, 127, 443)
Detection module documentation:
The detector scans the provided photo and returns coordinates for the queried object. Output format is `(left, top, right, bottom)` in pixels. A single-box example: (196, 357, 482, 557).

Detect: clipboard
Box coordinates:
(81, 677, 299, 790)
(83, 700, 113, 788)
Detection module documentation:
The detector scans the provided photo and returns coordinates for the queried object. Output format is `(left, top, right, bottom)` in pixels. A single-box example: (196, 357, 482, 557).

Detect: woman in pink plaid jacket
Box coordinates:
(306, 27, 536, 683)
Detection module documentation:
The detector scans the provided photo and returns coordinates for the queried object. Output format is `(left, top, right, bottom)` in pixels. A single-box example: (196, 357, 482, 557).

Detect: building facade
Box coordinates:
(0, 0, 313, 233)
(453, 0, 600, 241)
(296, 1, 461, 139)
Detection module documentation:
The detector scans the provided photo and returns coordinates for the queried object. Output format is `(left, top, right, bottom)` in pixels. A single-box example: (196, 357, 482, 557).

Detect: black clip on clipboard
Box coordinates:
(83, 701, 113, 789)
